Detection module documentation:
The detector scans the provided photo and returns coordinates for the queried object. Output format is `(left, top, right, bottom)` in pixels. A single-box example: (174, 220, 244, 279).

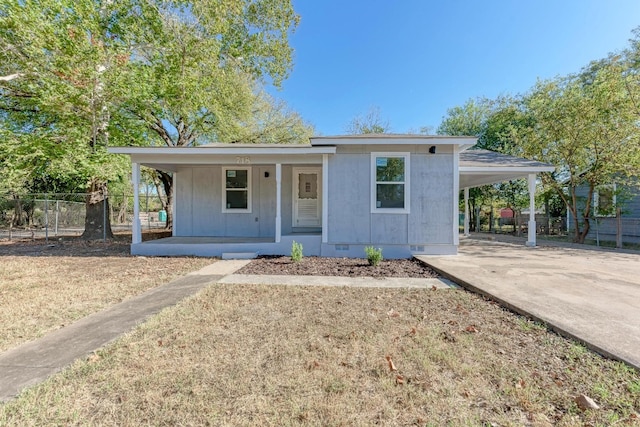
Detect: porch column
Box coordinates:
(322, 154, 328, 243)
(526, 173, 537, 247)
(132, 162, 141, 244)
(463, 187, 470, 237)
(275, 163, 282, 243)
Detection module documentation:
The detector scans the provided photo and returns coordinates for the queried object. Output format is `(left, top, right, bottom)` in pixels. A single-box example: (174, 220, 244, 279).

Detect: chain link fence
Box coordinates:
(0, 193, 167, 241)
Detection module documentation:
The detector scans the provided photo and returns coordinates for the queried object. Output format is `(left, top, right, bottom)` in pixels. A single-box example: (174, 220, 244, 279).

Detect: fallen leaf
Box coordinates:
(395, 375, 404, 385)
(158, 339, 163, 346)
(386, 355, 397, 371)
(387, 309, 400, 318)
(465, 325, 479, 333)
(575, 394, 599, 411)
(306, 360, 321, 370)
(408, 327, 417, 336)
(515, 379, 526, 389)
(431, 285, 437, 291)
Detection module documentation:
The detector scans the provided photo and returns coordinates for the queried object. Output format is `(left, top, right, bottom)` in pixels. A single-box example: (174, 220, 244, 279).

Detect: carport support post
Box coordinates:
(526, 173, 536, 247)
(322, 154, 328, 243)
(275, 163, 282, 243)
(463, 187, 470, 236)
(132, 162, 141, 245)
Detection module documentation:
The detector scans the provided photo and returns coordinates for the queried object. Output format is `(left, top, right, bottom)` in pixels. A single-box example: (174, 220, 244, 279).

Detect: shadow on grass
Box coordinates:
(0, 230, 171, 258)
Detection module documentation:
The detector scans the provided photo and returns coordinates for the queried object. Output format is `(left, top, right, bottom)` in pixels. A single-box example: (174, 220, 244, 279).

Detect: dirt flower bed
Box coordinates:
(238, 255, 440, 278)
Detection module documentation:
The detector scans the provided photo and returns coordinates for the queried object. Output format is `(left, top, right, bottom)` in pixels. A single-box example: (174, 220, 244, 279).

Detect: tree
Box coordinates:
(0, 0, 143, 238)
(0, 0, 301, 234)
(437, 97, 530, 231)
(117, 0, 300, 229)
(515, 62, 640, 243)
(345, 106, 391, 134)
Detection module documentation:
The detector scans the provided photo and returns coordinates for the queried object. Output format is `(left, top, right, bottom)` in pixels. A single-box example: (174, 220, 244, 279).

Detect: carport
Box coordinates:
(459, 149, 555, 247)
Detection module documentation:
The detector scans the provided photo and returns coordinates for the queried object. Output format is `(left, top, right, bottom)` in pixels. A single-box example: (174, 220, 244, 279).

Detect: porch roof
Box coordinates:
(108, 144, 336, 172)
(459, 149, 555, 188)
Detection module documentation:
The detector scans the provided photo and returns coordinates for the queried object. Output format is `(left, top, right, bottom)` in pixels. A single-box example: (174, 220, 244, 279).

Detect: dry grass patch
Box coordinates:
(1, 284, 639, 426)
(0, 239, 212, 352)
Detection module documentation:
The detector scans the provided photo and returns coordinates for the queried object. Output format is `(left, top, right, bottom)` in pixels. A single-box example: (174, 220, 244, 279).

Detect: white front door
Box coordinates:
(293, 168, 321, 227)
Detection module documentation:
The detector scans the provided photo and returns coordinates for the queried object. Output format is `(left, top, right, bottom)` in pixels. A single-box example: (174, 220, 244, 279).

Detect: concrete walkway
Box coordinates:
(417, 236, 640, 369)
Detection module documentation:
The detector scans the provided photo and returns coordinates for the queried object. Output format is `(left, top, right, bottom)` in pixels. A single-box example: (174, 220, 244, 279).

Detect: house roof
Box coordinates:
(311, 134, 477, 148)
(459, 149, 555, 188)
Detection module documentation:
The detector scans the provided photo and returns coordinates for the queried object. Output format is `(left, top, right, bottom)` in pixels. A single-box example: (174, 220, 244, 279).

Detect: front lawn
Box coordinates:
(2, 283, 638, 426)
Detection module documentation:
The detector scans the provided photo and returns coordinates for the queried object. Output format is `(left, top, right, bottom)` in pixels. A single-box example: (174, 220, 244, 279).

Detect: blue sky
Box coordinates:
(269, 1, 640, 136)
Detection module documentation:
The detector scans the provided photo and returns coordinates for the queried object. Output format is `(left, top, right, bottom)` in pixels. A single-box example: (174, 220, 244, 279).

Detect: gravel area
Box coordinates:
(236, 256, 440, 278)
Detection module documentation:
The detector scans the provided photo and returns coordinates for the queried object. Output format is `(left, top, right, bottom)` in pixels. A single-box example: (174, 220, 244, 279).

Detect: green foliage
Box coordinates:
(364, 246, 383, 266)
(514, 58, 640, 242)
(441, 27, 640, 241)
(290, 241, 303, 263)
(0, 0, 303, 233)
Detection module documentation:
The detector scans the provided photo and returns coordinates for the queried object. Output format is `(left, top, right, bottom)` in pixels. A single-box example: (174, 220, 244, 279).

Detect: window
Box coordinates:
(594, 184, 616, 217)
(222, 167, 251, 212)
(371, 153, 410, 213)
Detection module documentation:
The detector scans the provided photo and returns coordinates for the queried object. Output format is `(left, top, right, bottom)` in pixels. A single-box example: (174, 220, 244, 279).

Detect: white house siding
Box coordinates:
(327, 151, 371, 243)
(174, 165, 277, 237)
(408, 154, 454, 244)
(325, 144, 456, 257)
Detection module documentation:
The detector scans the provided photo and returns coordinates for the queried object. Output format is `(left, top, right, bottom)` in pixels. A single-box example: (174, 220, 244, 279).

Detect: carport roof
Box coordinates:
(459, 149, 555, 188)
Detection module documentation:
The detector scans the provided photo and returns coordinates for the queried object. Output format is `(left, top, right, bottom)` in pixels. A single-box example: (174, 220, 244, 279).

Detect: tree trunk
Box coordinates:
(81, 181, 113, 240)
(13, 196, 24, 227)
(156, 170, 173, 230)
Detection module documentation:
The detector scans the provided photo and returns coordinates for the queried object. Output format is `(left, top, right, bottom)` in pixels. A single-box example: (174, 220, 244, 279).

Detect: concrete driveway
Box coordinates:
(417, 236, 640, 369)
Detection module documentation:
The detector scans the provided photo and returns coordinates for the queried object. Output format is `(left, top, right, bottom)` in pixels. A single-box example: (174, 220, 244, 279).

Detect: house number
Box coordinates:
(236, 156, 251, 164)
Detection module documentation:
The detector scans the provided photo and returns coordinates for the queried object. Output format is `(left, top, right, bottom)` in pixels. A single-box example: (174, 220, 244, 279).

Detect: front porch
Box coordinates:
(132, 233, 322, 257)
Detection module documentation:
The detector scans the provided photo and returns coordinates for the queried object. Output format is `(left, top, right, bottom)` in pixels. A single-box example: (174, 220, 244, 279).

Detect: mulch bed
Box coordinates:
(236, 255, 440, 278)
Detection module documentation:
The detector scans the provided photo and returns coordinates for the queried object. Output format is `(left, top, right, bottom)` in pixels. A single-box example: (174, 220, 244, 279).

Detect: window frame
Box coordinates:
(594, 183, 616, 218)
(370, 152, 410, 214)
(222, 167, 252, 213)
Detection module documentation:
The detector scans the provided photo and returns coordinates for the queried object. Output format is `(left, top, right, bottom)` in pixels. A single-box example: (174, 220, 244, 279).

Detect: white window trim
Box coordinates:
(371, 152, 410, 214)
(594, 183, 616, 218)
(222, 167, 252, 213)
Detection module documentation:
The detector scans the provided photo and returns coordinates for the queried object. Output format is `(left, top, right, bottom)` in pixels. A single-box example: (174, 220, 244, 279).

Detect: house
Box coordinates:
(108, 135, 554, 258)
(568, 181, 640, 244)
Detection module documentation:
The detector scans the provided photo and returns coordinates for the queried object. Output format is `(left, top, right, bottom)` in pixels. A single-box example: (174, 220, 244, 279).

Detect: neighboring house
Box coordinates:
(568, 182, 640, 244)
(109, 135, 553, 258)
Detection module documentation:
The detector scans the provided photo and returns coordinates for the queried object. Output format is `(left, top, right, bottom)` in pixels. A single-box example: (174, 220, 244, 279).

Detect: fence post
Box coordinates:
(55, 200, 59, 236)
(103, 194, 107, 243)
(44, 194, 49, 243)
(616, 207, 622, 249)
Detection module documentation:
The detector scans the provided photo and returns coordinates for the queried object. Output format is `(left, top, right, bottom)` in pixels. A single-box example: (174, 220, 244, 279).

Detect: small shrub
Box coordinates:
(364, 246, 383, 266)
(291, 241, 303, 262)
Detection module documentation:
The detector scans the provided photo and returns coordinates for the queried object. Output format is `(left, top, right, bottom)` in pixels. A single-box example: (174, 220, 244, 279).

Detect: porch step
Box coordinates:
(221, 252, 258, 260)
